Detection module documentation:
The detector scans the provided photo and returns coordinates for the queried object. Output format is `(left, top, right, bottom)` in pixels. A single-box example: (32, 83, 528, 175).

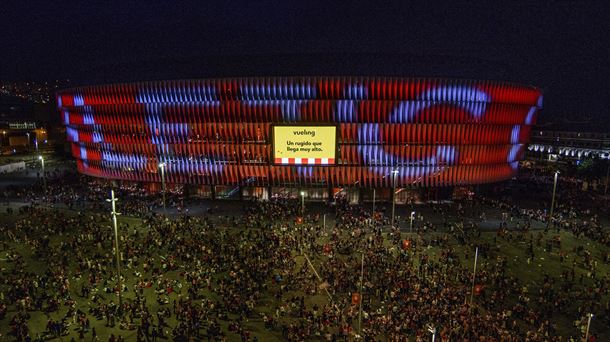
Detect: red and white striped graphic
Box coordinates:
(275, 157, 335, 165)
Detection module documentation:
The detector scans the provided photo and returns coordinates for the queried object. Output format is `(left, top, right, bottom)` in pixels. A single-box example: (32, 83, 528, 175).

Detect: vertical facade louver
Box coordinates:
(57, 77, 542, 188)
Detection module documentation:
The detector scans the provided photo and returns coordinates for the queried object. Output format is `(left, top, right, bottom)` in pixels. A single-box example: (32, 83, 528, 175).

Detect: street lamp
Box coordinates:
(427, 325, 436, 342)
(584, 313, 593, 342)
(299, 190, 306, 251)
(158, 162, 166, 213)
(470, 246, 479, 306)
(391, 169, 399, 228)
(372, 188, 376, 216)
(409, 211, 415, 234)
(38, 155, 46, 189)
(358, 252, 365, 336)
(547, 170, 560, 230)
(106, 190, 123, 310)
(604, 164, 610, 197)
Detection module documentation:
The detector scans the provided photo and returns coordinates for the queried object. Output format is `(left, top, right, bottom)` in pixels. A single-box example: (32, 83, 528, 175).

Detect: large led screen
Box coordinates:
(273, 125, 337, 165)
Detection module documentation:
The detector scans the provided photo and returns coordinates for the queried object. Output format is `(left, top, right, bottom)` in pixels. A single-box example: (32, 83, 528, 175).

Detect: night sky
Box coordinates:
(2, 1, 609, 129)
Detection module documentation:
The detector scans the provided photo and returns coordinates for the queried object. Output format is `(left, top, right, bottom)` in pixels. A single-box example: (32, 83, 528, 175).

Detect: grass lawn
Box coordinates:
(1, 203, 608, 341)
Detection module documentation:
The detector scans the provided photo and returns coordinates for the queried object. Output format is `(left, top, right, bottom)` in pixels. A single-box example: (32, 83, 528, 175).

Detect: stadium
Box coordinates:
(57, 77, 542, 201)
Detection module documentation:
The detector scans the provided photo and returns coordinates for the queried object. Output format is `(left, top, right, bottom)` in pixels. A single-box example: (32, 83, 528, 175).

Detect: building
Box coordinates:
(0, 94, 50, 154)
(57, 77, 542, 200)
(528, 130, 610, 161)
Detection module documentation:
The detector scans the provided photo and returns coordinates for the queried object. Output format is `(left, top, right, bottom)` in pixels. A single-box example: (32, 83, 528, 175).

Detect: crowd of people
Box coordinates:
(0, 168, 608, 341)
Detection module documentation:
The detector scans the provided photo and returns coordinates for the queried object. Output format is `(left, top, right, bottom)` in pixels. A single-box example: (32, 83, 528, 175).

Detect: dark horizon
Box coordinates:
(2, 1, 609, 129)
(2, 52, 522, 84)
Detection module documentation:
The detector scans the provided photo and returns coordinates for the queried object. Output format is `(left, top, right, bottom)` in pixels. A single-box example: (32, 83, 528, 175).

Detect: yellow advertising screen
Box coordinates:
(273, 125, 337, 165)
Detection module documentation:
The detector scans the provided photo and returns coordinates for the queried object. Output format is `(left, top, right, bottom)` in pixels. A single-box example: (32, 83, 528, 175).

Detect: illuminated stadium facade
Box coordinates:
(57, 77, 542, 200)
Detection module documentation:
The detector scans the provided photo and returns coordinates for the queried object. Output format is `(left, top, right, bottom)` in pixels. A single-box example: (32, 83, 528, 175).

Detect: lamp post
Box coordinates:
(358, 252, 364, 336)
(391, 170, 399, 228)
(547, 170, 560, 230)
(469, 246, 479, 306)
(427, 325, 436, 342)
(409, 211, 415, 234)
(106, 190, 123, 310)
(158, 162, 166, 213)
(299, 191, 306, 252)
(38, 155, 46, 189)
(584, 313, 593, 342)
(372, 188, 376, 219)
(604, 163, 610, 197)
